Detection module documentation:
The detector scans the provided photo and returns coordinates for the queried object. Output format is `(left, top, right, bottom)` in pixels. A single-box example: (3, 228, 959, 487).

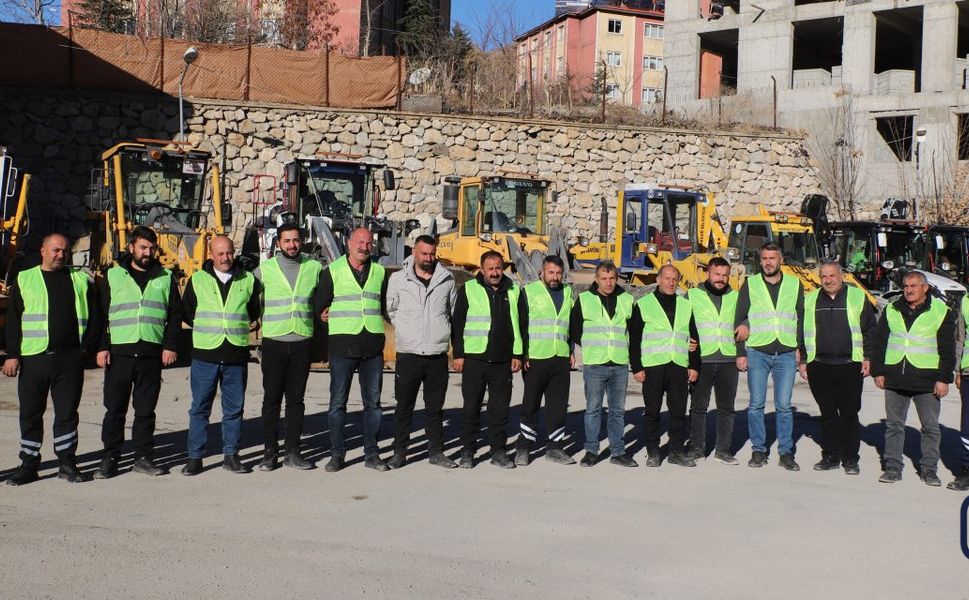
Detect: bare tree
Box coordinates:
(5, 0, 56, 25)
(807, 88, 866, 220)
(281, 0, 340, 51)
(921, 116, 969, 225)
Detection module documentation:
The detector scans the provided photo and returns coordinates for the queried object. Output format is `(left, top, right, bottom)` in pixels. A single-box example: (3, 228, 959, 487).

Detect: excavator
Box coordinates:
(0, 146, 31, 344)
(85, 139, 230, 286)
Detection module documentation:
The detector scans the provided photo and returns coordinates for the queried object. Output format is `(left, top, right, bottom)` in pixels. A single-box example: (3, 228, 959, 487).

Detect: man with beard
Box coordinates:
(734, 241, 804, 471)
(181, 235, 261, 476)
(686, 257, 740, 465)
(95, 226, 182, 479)
(515, 255, 575, 466)
(254, 223, 322, 471)
(386, 235, 457, 469)
(452, 251, 523, 469)
(4, 233, 101, 485)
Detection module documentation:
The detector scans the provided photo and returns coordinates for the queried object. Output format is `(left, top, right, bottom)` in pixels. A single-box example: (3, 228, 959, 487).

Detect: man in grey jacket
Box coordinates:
(386, 235, 458, 469)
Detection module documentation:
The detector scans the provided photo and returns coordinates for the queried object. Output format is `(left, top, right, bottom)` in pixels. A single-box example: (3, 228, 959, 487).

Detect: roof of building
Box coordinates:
(515, 3, 664, 42)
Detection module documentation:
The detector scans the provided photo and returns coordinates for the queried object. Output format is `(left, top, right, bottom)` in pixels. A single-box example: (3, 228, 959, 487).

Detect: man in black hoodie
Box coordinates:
(872, 271, 955, 486)
(95, 226, 183, 479)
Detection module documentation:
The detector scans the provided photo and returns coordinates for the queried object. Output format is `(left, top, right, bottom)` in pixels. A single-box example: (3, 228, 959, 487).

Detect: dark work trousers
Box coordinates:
(520, 357, 570, 448)
(961, 380, 969, 469)
(393, 353, 449, 455)
(261, 338, 313, 454)
(101, 353, 163, 459)
(17, 349, 84, 465)
(689, 361, 739, 454)
(643, 362, 690, 454)
(806, 361, 863, 463)
(461, 358, 513, 453)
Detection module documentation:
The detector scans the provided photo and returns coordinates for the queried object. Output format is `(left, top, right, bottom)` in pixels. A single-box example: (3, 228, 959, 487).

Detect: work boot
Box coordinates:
(918, 469, 942, 487)
(878, 469, 902, 483)
(842, 461, 860, 476)
(94, 455, 119, 480)
(813, 453, 841, 471)
(5, 463, 39, 486)
(459, 449, 475, 469)
(514, 438, 531, 466)
(645, 452, 662, 468)
(58, 461, 85, 484)
(387, 453, 407, 470)
(667, 452, 697, 468)
(947, 467, 969, 491)
(779, 454, 800, 472)
(545, 447, 576, 465)
(490, 451, 516, 469)
(714, 451, 738, 465)
(609, 454, 638, 468)
(222, 453, 249, 474)
(579, 452, 597, 467)
(428, 452, 457, 469)
(324, 456, 345, 473)
(748, 451, 768, 468)
(132, 456, 165, 476)
(181, 458, 203, 476)
(257, 448, 279, 472)
(283, 451, 312, 470)
(365, 455, 390, 472)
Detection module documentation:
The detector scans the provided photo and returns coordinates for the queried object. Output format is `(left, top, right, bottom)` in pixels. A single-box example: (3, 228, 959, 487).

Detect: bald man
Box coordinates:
(315, 228, 390, 472)
(180, 236, 261, 476)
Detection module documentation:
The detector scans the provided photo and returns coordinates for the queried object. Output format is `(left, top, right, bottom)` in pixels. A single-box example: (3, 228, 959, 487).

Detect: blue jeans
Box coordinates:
(329, 354, 384, 458)
(745, 347, 796, 455)
(188, 360, 248, 459)
(583, 364, 629, 456)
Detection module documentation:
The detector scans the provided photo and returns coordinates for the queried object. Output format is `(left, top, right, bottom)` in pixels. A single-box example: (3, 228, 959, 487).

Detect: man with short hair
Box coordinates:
(95, 226, 182, 479)
(452, 250, 523, 469)
(4, 233, 101, 486)
(687, 256, 740, 465)
(386, 235, 457, 469)
(798, 261, 876, 476)
(570, 261, 636, 467)
(734, 241, 804, 471)
(951, 295, 969, 491)
(515, 255, 575, 466)
(255, 223, 321, 471)
(872, 270, 955, 486)
(631, 264, 700, 467)
(315, 227, 390, 472)
(181, 235, 261, 476)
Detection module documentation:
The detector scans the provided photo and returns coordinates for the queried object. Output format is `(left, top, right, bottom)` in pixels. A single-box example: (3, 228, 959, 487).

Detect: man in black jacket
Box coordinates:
(872, 271, 955, 487)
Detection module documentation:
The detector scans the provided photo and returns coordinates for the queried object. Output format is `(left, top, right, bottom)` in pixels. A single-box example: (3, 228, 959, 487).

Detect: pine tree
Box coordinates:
(397, 0, 442, 61)
(76, 0, 132, 34)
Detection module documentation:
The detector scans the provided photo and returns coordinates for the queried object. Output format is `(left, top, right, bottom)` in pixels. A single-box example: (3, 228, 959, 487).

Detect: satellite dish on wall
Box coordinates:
(409, 67, 432, 85)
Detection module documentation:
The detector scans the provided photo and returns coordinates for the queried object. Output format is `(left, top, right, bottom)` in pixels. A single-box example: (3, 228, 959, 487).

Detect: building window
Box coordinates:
(645, 24, 664, 39)
(557, 55, 565, 75)
(606, 51, 622, 66)
(643, 55, 663, 70)
(958, 114, 969, 161)
(544, 31, 551, 48)
(519, 44, 526, 56)
(875, 115, 915, 162)
(558, 25, 565, 43)
(642, 87, 662, 103)
(608, 19, 622, 34)
(606, 83, 621, 99)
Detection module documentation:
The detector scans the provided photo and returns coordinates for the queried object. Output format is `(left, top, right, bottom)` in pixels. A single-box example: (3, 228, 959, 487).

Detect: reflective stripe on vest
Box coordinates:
(687, 287, 737, 357)
(191, 270, 254, 349)
(962, 296, 969, 370)
(463, 279, 523, 355)
(803, 286, 865, 363)
(884, 297, 947, 369)
(327, 256, 385, 336)
(579, 291, 632, 365)
(17, 266, 90, 356)
(747, 274, 799, 348)
(106, 266, 171, 345)
(261, 255, 322, 339)
(524, 281, 572, 359)
(637, 293, 691, 367)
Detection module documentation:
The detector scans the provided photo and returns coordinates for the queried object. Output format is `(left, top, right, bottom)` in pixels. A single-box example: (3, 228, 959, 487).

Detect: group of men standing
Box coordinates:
(4, 229, 969, 493)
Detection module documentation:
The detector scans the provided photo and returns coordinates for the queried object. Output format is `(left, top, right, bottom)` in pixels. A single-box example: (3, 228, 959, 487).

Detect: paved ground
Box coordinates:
(0, 364, 967, 599)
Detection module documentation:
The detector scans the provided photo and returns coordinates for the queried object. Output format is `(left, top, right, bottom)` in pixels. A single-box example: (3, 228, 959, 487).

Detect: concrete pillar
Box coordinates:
(921, 2, 959, 93)
(841, 11, 875, 95)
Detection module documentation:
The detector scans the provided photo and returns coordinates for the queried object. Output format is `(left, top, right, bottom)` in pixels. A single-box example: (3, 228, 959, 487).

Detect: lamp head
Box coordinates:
(183, 46, 199, 65)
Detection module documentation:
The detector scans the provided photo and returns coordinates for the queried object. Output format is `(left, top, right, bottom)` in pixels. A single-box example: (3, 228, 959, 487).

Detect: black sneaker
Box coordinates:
(609, 454, 638, 468)
(579, 452, 597, 467)
(947, 467, 969, 491)
(813, 455, 841, 471)
(514, 439, 531, 467)
(365, 456, 390, 472)
(222, 454, 249, 474)
(779, 454, 800, 472)
(94, 455, 119, 480)
(282, 452, 312, 470)
(878, 469, 902, 483)
(428, 452, 458, 469)
(645, 453, 662, 467)
(459, 450, 475, 469)
(919, 470, 942, 487)
(387, 453, 406, 470)
(667, 452, 697, 468)
(257, 450, 279, 472)
(714, 451, 738, 465)
(132, 456, 165, 476)
(181, 458, 203, 476)
(842, 461, 860, 476)
(324, 456, 345, 473)
(5, 463, 39, 486)
(58, 462, 85, 483)
(490, 451, 516, 469)
(748, 451, 768, 468)
(544, 448, 576, 465)
(688, 447, 706, 461)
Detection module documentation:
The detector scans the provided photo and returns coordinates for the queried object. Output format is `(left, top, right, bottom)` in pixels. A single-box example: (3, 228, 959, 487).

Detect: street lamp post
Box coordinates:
(178, 46, 199, 142)
(914, 125, 927, 218)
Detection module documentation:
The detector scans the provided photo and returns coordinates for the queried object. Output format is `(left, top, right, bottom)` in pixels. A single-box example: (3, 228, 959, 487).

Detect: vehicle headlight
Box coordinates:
(578, 236, 589, 247)
(881, 260, 894, 270)
(942, 262, 951, 271)
(725, 248, 739, 261)
(479, 233, 493, 243)
(645, 243, 658, 255)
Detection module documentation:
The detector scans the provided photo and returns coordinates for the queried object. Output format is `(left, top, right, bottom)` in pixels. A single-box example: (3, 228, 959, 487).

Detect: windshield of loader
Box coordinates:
(881, 229, 928, 269)
(120, 150, 205, 226)
(931, 231, 967, 279)
(646, 193, 697, 253)
(302, 163, 373, 221)
(482, 178, 546, 235)
(773, 229, 820, 267)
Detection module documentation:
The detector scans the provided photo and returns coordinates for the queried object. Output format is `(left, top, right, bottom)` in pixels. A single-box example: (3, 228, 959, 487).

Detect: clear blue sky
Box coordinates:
(450, 0, 554, 47)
